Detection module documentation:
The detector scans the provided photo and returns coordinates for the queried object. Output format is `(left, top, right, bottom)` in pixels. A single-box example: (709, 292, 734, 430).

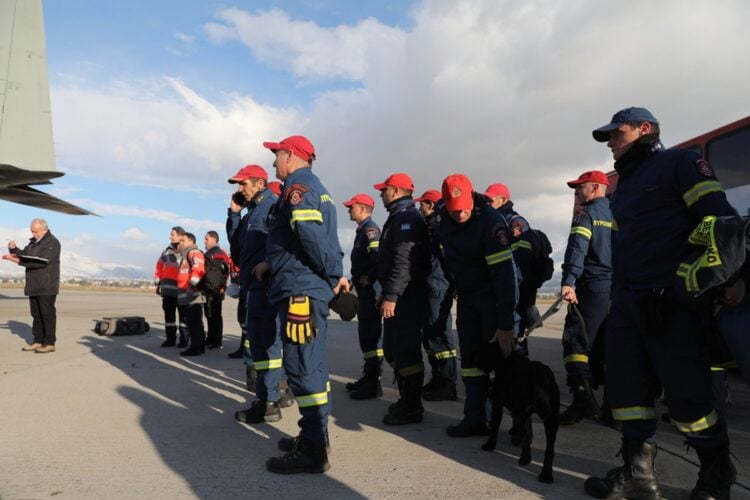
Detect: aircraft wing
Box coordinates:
(0, 184, 95, 215)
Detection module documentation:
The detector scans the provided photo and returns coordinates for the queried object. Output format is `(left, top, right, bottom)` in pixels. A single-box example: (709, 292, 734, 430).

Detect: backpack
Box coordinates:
(94, 316, 150, 336)
(201, 256, 228, 297)
(526, 228, 554, 289)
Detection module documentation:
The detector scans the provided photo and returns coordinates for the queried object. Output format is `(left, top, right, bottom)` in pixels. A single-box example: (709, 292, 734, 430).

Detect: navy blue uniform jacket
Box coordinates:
(561, 196, 613, 288)
(438, 193, 519, 331)
(351, 217, 380, 285)
(376, 196, 431, 302)
(266, 167, 344, 304)
(610, 136, 736, 290)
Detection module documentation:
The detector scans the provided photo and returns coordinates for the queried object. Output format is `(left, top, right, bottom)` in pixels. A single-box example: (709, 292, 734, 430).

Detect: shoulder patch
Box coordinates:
(284, 183, 308, 206)
(572, 209, 586, 225)
(366, 227, 379, 240)
(400, 223, 411, 231)
(696, 158, 714, 177)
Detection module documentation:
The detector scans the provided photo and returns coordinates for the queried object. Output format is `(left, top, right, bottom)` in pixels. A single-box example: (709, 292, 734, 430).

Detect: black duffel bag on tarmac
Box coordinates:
(94, 316, 150, 336)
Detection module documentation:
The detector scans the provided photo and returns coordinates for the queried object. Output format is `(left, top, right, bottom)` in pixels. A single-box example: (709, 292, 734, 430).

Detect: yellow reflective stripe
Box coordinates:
(367, 241, 379, 251)
(710, 365, 727, 372)
(253, 358, 283, 370)
(511, 240, 532, 252)
(485, 249, 512, 265)
(433, 349, 457, 360)
(363, 348, 384, 359)
(243, 338, 251, 348)
(296, 391, 329, 408)
(398, 364, 424, 377)
(612, 220, 619, 231)
(564, 354, 589, 364)
(683, 180, 723, 208)
(320, 194, 333, 204)
(290, 209, 323, 228)
(671, 410, 718, 433)
(461, 367, 488, 378)
(326, 380, 331, 392)
(570, 226, 592, 239)
(612, 406, 656, 421)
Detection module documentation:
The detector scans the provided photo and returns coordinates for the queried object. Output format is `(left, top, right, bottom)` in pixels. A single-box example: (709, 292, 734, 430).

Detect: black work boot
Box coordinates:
(161, 337, 176, 347)
(267, 436, 330, 474)
(161, 326, 177, 347)
(691, 444, 736, 500)
(177, 333, 188, 349)
(446, 418, 490, 437)
(560, 379, 600, 425)
(350, 369, 382, 400)
(228, 333, 245, 359)
(234, 400, 281, 424)
(422, 377, 457, 402)
(246, 365, 257, 392)
(584, 439, 662, 499)
(278, 434, 331, 454)
(383, 373, 424, 425)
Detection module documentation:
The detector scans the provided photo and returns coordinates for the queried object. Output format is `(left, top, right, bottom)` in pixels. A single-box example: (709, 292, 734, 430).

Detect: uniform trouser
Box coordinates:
(355, 283, 383, 373)
(29, 295, 56, 345)
(184, 302, 205, 349)
(456, 292, 498, 424)
(203, 295, 223, 345)
(422, 286, 457, 383)
(562, 281, 610, 388)
(247, 288, 283, 402)
(162, 295, 187, 341)
(382, 283, 427, 384)
(277, 296, 330, 444)
(516, 285, 537, 352)
(606, 287, 728, 447)
(238, 287, 255, 365)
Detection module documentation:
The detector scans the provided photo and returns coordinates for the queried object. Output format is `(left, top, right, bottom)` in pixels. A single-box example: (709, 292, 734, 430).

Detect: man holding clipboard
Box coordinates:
(3, 218, 61, 353)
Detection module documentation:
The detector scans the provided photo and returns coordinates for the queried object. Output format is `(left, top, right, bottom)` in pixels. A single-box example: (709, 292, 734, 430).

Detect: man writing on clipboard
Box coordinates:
(3, 218, 61, 353)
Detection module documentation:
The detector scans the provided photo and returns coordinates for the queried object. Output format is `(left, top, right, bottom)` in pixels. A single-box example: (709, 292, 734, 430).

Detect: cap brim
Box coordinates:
(228, 176, 246, 184)
(566, 180, 583, 188)
(262, 141, 281, 151)
(592, 123, 619, 142)
(373, 182, 387, 191)
(342, 200, 355, 207)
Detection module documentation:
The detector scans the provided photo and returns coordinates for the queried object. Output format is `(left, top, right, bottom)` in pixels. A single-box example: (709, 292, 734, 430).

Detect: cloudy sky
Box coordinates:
(2, 0, 749, 279)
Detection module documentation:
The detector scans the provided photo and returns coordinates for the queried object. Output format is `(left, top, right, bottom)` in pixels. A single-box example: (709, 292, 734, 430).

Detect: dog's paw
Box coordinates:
(538, 470, 554, 484)
(518, 453, 531, 466)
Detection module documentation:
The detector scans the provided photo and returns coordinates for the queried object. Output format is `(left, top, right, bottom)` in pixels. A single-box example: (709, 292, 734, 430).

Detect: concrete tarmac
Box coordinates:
(1, 288, 748, 499)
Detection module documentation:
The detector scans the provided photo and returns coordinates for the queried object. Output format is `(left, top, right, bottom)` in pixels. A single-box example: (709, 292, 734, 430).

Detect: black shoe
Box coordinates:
(691, 444, 736, 500)
(228, 348, 243, 359)
(206, 342, 223, 350)
(177, 337, 188, 349)
(279, 435, 332, 454)
(235, 400, 281, 424)
(584, 439, 662, 499)
(560, 381, 599, 426)
(350, 379, 382, 400)
(161, 339, 176, 347)
(446, 419, 490, 437)
(346, 375, 366, 392)
(180, 347, 204, 357)
(267, 436, 330, 474)
(279, 387, 295, 408)
(422, 380, 457, 402)
(382, 401, 423, 426)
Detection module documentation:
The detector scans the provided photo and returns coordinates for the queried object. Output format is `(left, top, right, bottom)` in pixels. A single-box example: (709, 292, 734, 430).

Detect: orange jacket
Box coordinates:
(155, 244, 181, 297)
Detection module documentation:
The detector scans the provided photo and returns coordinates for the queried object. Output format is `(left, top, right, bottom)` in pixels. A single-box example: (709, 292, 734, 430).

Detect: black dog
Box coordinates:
(480, 349, 560, 483)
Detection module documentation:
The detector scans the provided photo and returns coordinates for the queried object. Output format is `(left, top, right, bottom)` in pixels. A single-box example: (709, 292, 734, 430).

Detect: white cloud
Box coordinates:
(173, 32, 195, 44)
(48, 0, 750, 277)
(70, 200, 223, 231)
(121, 227, 149, 241)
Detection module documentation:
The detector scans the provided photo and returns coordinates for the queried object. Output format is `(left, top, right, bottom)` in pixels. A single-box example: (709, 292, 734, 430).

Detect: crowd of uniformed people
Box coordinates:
(151, 107, 744, 499)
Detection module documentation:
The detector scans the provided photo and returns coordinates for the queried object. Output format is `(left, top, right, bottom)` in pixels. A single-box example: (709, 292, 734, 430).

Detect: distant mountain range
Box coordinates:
(1, 250, 149, 280)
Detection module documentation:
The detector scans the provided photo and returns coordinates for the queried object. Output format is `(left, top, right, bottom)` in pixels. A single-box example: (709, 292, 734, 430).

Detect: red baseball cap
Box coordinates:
(484, 183, 510, 199)
(442, 174, 474, 211)
(267, 181, 282, 196)
(414, 189, 441, 204)
(373, 173, 414, 191)
(262, 135, 316, 162)
(567, 170, 610, 188)
(343, 193, 375, 208)
(228, 164, 268, 183)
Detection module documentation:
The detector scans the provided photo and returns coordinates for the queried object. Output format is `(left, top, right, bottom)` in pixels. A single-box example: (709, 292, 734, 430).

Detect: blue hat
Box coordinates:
(592, 107, 659, 142)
